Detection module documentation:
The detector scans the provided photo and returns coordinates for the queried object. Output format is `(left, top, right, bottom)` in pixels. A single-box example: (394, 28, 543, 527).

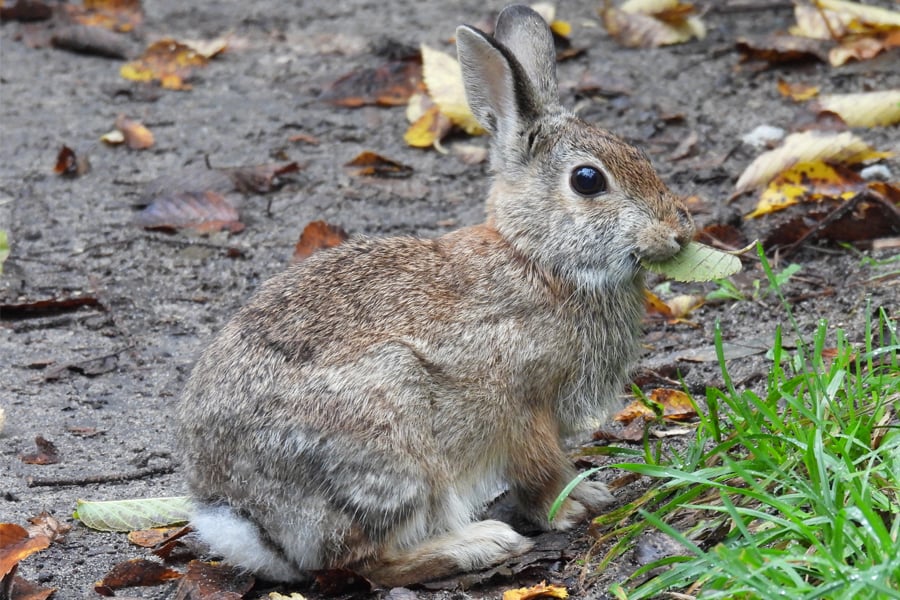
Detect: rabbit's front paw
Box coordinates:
(548, 498, 587, 531)
(570, 480, 613, 512)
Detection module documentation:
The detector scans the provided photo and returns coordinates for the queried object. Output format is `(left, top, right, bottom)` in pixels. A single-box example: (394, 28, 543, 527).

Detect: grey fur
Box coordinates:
(178, 4, 694, 587)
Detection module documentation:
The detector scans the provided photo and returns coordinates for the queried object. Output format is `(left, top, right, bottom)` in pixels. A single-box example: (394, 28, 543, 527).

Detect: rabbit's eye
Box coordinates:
(570, 165, 607, 197)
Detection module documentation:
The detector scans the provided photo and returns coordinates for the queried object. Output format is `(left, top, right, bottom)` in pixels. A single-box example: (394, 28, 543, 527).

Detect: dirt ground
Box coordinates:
(1, 1, 898, 598)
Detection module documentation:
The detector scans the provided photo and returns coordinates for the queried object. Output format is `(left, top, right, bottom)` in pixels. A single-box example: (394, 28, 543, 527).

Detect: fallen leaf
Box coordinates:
(503, 581, 568, 600)
(420, 43, 484, 135)
(746, 161, 865, 218)
(776, 79, 820, 102)
(735, 34, 830, 64)
(19, 437, 59, 465)
(121, 38, 209, 90)
(615, 389, 696, 424)
(405, 105, 453, 149)
(602, 0, 705, 48)
(127, 526, 187, 548)
(133, 191, 244, 234)
(53, 144, 91, 177)
(791, 1, 900, 41)
(180, 37, 229, 59)
(452, 142, 488, 165)
(345, 151, 413, 178)
(64, 0, 143, 33)
(642, 241, 742, 282)
(763, 186, 900, 250)
(74, 496, 193, 532)
(677, 338, 772, 362)
(293, 221, 349, 261)
(5, 575, 55, 600)
(0, 524, 50, 578)
(100, 129, 125, 145)
(95, 558, 181, 594)
(322, 59, 422, 107)
(26, 513, 70, 543)
(113, 115, 154, 150)
(173, 560, 254, 600)
(734, 131, 892, 195)
(50, 23, 130, 58)
(269, 593, 308, 600)
(220, 161, 300, 194)
(828, 34, 899, 66)
(0, 0, 53, 22)
(815, 90, 900, 128)
(695, 223, 747, 250)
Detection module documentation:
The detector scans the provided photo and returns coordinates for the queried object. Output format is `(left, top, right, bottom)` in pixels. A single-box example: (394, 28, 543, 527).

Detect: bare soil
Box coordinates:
(1, 1, 897, 599)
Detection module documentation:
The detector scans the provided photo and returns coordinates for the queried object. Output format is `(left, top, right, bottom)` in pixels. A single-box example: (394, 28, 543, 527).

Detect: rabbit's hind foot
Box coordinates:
(360, 519, 533, 587)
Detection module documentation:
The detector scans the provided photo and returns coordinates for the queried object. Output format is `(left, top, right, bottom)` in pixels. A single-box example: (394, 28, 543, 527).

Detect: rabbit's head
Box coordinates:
(457, 6, 694, 290)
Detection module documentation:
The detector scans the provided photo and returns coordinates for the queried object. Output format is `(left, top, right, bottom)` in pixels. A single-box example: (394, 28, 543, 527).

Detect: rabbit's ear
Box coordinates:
(493, 5, 558, 110)
(456, 6, 558, 143)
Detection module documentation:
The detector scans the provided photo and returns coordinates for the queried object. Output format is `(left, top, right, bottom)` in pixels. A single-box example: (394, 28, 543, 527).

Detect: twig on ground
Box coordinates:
(26, 465, 176, 488)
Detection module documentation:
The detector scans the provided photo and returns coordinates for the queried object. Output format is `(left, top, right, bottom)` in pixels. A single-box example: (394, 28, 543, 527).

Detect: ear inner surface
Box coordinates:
(493, 5, 559, 110)
(456, 26, 517, 136)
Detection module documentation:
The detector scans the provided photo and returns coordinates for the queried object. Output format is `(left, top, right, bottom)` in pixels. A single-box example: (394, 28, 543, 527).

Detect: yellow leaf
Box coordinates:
(503, 582, 568, 600)
(791, 1, 900, 40)
(817, 90, 900, 127)
(550, 20, 572, 37)
(120, 38, 209, 90)
(776, 78, 820, 102)
(746, 161, 865, 218)
(404, 106, 452, 149)
(420, 44, 484, 135)
(734, 131, 892, 194)
(119, 63, 155, 82)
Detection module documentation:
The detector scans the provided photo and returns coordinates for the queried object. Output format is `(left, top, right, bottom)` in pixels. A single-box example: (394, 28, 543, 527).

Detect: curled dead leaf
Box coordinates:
(113, 115, 154, 150)
(64, 0, 143, 33)
(293, 221, 349, 262)
(19, 436, 59, 465)
(615, 388, 696, 424)
(173, 560, 254, 600)
(0, 523, 51, 579)
(54, 144, 91, 177)
(345, 151, 413, 178)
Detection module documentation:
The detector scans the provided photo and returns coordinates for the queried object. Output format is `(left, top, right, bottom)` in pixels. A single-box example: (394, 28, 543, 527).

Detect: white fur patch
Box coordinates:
(192, 504, 299, 582)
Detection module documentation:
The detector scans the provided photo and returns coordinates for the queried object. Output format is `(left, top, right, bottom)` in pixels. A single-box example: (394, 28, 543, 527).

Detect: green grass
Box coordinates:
(593, 248, 900, 599)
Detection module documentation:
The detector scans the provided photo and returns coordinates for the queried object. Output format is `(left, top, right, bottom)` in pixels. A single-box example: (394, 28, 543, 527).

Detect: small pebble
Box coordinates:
(741, 124, 786, 149)
(860, 164, 892, 181)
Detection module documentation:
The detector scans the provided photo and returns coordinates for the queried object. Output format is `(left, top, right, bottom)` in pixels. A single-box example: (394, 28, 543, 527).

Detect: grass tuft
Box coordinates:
(595, 246, 900, 599)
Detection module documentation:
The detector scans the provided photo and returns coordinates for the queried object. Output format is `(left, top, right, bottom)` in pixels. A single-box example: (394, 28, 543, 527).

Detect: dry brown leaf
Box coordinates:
(26, 513, 70, 543)
(134, 190, 244, 234)
(173, 560, 254, 600)
(735, 34, 830, 64)
(345, 151, 413, 178)
(734, 131, 892, 195)
(777, 78, 820, 102)
(121, 38, 209, 90)
(94, 558, 181, 594)
(0, 0, 53, 22)
(293, 221, 349, 261)
(503, 581, 568, 600)
(221, 162, 301, 194)
(0, 524, 51, 578)
(53, 144, 90, 177)
(6, 575, 56, 600)
(322, 59, 422, 107)
(127, 526, 186, 548)
(815, 90, 900, 128)
(18, 436, 59, 465)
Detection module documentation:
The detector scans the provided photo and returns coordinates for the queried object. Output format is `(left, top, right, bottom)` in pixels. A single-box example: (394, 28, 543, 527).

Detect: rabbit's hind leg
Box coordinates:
(359, 519, 533, 587)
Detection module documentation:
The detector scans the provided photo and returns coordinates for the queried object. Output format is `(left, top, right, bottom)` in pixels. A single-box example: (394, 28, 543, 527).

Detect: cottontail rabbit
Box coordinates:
(178, 4, 693, 587)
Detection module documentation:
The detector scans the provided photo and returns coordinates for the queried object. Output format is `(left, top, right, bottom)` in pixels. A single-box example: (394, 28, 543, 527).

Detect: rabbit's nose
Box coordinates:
(636, 224, 684, 262)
